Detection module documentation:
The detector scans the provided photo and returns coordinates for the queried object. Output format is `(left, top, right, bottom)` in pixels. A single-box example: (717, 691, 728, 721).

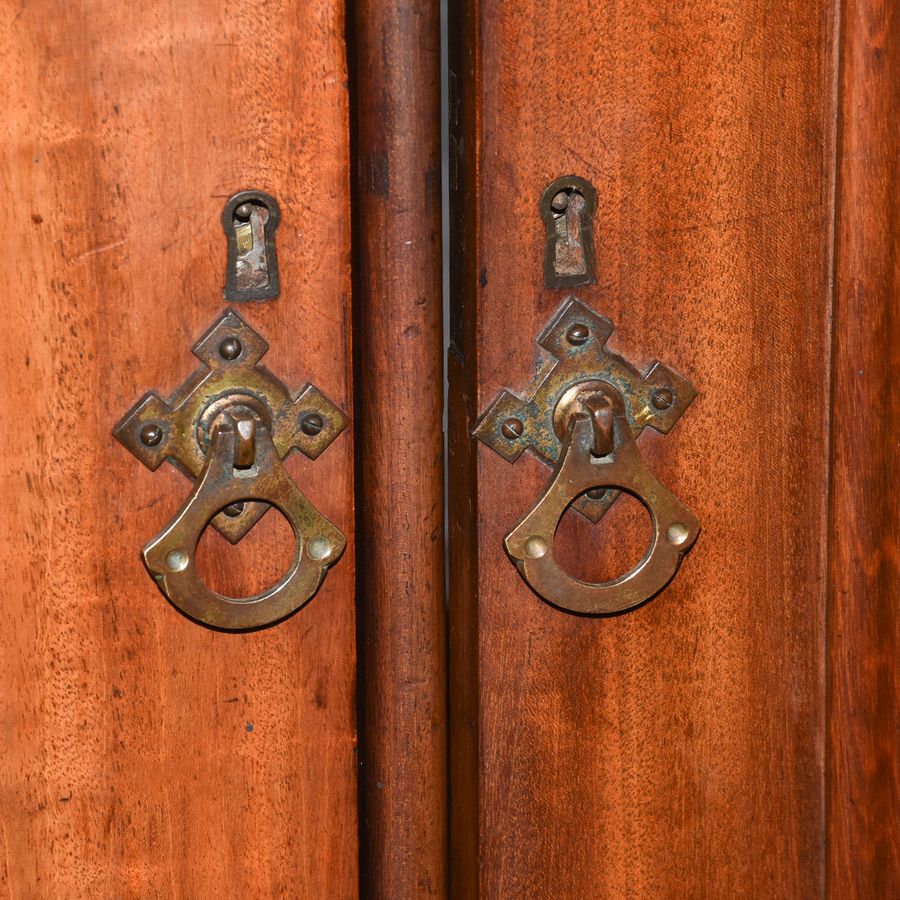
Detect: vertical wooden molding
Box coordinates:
(349, 1, 448, 895)
(447, 0, 482, 893)
(828, 0, 900, 895)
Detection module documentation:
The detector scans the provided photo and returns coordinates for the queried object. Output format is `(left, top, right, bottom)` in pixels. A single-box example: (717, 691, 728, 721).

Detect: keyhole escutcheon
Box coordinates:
(540, 175, 597, 289)
(222, 190, 281, 301)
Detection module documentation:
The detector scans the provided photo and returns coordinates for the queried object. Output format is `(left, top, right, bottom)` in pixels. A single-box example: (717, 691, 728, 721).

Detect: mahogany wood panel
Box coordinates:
(828, 0, 899, 894)
(350, 0, 448, 895)
(0, 2, 358, 896)
(449, 0, 838, 896)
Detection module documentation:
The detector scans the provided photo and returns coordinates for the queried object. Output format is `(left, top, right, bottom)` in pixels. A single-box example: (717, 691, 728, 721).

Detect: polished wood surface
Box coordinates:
(350, 0, 448, 895)
(828, 0, 899, 894)
(0, 1, 358, 896)
(449, 0, 839, 895)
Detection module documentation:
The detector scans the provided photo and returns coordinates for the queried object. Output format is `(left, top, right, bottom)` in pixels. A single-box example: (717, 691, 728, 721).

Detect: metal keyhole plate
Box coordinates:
(222, 190, 281, 301)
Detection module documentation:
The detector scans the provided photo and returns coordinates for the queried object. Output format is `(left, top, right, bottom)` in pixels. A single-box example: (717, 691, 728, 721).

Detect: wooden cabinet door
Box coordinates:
(0, 2, 358, 896)
(448, 0, 898, 897)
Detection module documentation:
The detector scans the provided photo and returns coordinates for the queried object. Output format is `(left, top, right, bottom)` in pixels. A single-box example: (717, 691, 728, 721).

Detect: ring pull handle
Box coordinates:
(114, 309, 349, 629)
(473, 298, 700, 614)
(504, 384, 699, 614)
(143, 410, 345, 630)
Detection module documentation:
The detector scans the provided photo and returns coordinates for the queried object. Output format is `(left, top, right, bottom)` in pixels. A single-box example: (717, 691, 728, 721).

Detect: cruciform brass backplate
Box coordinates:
(113, 309, 348, 543)
(472, 297, 696, 522)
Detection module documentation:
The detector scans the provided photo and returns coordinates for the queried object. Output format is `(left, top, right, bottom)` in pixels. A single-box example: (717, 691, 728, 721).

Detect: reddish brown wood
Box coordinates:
(828, 0, 900, 894)
(351, 0, 448, 895)
(0, 2, 358, 895)
(449, 0, 839, 895)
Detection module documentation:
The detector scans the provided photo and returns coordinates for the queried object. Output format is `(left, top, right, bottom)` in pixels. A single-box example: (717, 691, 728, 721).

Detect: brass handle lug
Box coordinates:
(577, 390, 615, 458)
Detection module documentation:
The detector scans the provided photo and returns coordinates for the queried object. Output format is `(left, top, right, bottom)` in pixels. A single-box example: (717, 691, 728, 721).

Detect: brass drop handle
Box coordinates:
(114, 309, 348, 629)
(474, 298, 700, 614)
(504, 383, 699, 614)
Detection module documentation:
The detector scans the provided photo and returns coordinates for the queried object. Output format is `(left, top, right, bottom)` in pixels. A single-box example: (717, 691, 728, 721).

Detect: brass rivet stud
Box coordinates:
(501, 417, 524, 439)
(586, 487, 606, 500)
(651, 388, 674, 410)
(234, 202, 253, 220)
(165, 550, 189, 572)
(301, 413, 324, 436)
(139, 423, 163, 447)
(308, 537, 332, 561)
(524, 536, 548, 559)
(566, 323, 589, 346)
(223, 502, 245, 518)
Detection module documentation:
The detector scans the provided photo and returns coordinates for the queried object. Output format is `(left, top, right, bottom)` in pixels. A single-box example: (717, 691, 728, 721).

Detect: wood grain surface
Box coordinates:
(449, 0, 840, 896)
(828, 0, 900, 895)
(0, 1, 358, 896)
(350, 0, 448, 895)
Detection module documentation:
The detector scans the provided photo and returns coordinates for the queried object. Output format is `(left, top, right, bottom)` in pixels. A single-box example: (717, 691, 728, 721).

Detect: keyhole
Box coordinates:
(233, 201, 270, 292)
(222, 190, 281, 301)
(551, 189, 586, 276)
(540, 176, 597, 289)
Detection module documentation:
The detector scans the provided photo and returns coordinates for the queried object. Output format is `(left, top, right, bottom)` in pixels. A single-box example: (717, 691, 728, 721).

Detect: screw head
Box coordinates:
(551, 191, 570, 213)
(586, 487, 606, 501)
(501, 417, 524, 440)
(301, 413, 324, 436)
(139, 423, 163, 447)
(566, 323, 589, 346)
(219, 337, 242, 360)
(234, 202, 253, 220)
(651, 388, 674, 410)
(223, 502, 245, 518)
